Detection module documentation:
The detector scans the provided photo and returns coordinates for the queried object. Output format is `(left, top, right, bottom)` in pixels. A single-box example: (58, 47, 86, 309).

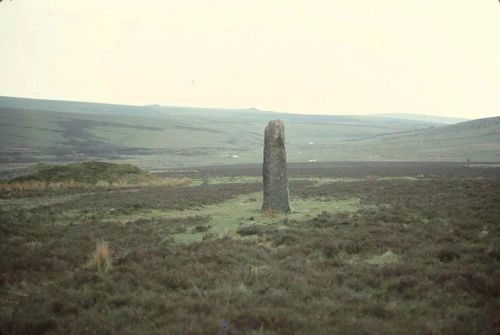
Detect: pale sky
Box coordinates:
(0, 1, 499, 118)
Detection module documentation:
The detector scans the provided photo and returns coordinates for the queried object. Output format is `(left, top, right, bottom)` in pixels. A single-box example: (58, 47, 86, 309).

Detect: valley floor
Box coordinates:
(1, 162, 499, 334)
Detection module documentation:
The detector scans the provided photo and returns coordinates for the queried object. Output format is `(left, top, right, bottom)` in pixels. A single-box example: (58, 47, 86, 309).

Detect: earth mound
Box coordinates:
(11, 161, 153, 184)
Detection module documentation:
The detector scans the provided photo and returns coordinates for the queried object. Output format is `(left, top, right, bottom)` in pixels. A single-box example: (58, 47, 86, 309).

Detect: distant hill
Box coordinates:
(0, 96, 149, 116)
(344, 117, 500, 161)
(0, 96, 498, 169)
(369, 113, 469, 125)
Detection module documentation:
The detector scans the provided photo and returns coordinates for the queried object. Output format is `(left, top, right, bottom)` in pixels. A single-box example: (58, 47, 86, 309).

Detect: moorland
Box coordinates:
(1, 161, 499, 334)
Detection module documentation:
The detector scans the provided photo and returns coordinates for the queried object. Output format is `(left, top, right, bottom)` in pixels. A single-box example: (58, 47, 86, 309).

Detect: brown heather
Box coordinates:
(1, 162, 499, 335)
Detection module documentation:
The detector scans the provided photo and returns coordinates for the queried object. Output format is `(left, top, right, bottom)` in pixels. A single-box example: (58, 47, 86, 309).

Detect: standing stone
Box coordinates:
(262, 120, 291, 213)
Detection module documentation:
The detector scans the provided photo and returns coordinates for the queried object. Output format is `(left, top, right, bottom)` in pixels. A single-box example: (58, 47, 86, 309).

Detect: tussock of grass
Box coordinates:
(366, 250, 400, 265)
(85, 240, 112, 272)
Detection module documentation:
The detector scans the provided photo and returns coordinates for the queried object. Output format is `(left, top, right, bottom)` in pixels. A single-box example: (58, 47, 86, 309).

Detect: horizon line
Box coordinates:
(0, 94, 476, 121)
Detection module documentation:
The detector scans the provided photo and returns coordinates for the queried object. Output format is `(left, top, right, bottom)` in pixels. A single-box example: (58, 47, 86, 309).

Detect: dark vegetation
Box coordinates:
(1, 162, 499, 334)
(157, 161, 500, 179)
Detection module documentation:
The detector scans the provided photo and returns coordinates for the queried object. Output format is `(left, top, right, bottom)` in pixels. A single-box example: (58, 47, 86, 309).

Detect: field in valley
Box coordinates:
(1, 161, 499, 334)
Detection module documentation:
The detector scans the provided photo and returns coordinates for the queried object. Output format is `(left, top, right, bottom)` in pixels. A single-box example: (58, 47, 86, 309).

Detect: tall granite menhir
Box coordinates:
(262, 120, 291, 213)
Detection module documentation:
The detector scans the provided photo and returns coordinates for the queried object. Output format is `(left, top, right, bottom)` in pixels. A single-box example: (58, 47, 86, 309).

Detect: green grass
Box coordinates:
(173, 193, 362, 243)
(91, 191, 361, 244)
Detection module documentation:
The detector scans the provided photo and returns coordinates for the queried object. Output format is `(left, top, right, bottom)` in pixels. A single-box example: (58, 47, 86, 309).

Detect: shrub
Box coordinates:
(237, 223, 269, 236)
(437, 248, 461, 263)
(192, 224, 211, 233)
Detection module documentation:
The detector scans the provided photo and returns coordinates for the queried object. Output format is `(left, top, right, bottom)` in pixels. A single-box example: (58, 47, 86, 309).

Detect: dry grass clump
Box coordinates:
(0, 178, 192, 192)
(163, 178, 192, 187)
(0, 180, 90, 191)
(85, 240, 112, 272)
(106, 177, 191, 187)
(0, 180, 46, 191)
(262, 208, 280, 218)
(0, 180, 89, 192)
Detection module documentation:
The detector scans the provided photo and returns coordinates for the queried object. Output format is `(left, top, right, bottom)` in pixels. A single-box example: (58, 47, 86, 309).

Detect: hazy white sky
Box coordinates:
(0, 1, 499, 118)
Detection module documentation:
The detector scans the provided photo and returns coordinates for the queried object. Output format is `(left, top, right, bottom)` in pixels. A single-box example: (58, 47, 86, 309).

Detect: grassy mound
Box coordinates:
(12, 162, 152, 184)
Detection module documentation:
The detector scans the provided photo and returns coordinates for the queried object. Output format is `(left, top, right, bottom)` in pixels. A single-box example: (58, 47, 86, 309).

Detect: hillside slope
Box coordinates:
(346, 117, 500, 161)
(0, 96, 498, 168)
(369, 113, 469, 125)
